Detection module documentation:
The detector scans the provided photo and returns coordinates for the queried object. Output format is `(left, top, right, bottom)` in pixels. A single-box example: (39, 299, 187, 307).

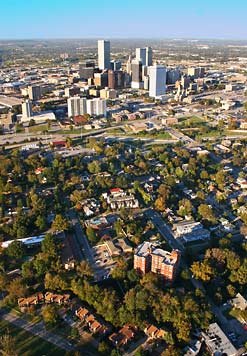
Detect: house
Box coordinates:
(75, 307, 90, 320)
(144, 324, 167, 339)
(18, 293, 44, 308)
(44, 292, 70, 305)
(75, 307, 109, 335)
(230, 293, 247, 311)
(109, 325, 136, 348)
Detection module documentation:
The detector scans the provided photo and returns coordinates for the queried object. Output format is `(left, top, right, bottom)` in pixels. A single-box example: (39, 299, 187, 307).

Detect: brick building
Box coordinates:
(134, 242, 180, 282)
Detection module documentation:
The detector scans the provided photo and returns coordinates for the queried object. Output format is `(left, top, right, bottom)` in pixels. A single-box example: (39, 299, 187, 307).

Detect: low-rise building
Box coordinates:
(201, 322, 238, 356)
(102, 188, 139, 210)
(173, 221, 210, 244)
(44, 292, 70, 305)
(230, 293, 247, 311)
(109, 325, 136, 348)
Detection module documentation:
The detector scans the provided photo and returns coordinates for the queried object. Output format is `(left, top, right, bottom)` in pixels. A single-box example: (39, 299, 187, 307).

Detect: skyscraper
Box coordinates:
(149, 64, 166, 98)
(136, 47, 152, 66)
(136, 48, 146, 65)
(131, 59, 143, 89)
(145, 47, 153, 66)
(28, 85, 41, 101)
(22, 100, 32, 118)
(98, 40, 110, 70)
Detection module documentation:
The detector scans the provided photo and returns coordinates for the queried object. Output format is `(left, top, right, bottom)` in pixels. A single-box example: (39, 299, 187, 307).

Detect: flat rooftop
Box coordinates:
(202, 323, 237, 356)
(0, 95, 22, 107)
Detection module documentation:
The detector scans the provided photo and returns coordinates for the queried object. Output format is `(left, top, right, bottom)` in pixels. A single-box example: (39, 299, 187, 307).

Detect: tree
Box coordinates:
(51, 214, 69, 232)
(154, 196, 167, 212)
(6, 241, 25, 260)
(41, 234, 57, 257)
(0, 330, 17, 356)
(198, 204, 216, 224)
(42, 305, 59, 325)
(177, 199, 192, 217)
(191, 261, 215, 282)
(76, 261, 93, 278)
(6, 277, 27, 303)
(86, 226, 98, 244)
(98, 341, 110, 355)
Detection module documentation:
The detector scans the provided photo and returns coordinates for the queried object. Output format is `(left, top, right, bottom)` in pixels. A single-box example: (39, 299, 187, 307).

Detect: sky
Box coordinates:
(0, 0, 246, 40)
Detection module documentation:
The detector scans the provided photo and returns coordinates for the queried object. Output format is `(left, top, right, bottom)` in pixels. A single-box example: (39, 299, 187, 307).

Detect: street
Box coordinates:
(145, 208, 184, 252)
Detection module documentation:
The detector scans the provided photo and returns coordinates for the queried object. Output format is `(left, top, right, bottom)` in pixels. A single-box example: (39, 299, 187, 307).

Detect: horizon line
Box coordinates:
(0, 36, 247, 42)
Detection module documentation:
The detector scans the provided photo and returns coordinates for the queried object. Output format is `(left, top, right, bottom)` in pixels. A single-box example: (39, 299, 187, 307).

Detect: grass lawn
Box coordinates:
(0, 319, 65, 356)
(226, 130, 247, 137)
(27, 124, 49, 133)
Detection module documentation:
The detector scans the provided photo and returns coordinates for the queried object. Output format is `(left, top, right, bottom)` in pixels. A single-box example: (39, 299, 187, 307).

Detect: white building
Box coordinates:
(67, 97, 87, 117)
(98, 40, 110, 70)
(149, 65, 166, 98)
(22, 100, 32, 118)
(86, 98, 106, 116)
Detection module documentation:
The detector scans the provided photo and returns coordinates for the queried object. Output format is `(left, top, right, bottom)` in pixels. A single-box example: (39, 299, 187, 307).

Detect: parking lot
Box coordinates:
(92, 244, 116, 281)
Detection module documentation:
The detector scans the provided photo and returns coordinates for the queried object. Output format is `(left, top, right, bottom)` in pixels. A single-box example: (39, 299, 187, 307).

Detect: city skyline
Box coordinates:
(1, 0, 247, 40)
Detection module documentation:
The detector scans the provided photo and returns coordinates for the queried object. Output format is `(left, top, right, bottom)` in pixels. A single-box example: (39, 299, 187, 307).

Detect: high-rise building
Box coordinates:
(136, 48, 146, 65)
(28, 85, 41, 101)
(134, 242, 180, 282)
(166, 68, 181, 84)
(94, 72, 108, 88)
(67, 97, 87, 117)
(136, 47, 152, 66)
(145, 47, 153, 66)
(79, 65, 95, 80)
(86, 98, 106, 116)
(131, 59, 143, 89)
(126, 55, 132, 75)
(98, 40, 110, 70)
(188, 67, 205, 79)
(108, 70, 125, 89)
(22, 100, 32, 118)
(110, 60, 121, 71)
(149, 64, 166, 98)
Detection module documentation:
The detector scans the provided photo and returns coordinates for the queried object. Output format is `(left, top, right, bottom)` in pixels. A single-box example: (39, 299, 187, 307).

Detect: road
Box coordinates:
(67, 209, 94, 265)
(0, 309, 74, 352)
(145, 208, 184, 252)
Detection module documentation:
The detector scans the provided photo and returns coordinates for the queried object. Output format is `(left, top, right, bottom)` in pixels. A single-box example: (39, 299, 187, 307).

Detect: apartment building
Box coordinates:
(134, 242, 180, 282)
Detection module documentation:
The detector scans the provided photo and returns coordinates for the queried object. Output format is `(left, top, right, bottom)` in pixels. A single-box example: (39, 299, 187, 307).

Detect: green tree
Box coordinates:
(51, 214, 69, 232)
(191, 261, 215, 282)
(0, 330, 17, 356)
(6, 241, 25, 260)
(198, 204, 216, 224)
(42, 305, 59, 325)
(41, 234, 57, 257)
(86, 226, 98, 244)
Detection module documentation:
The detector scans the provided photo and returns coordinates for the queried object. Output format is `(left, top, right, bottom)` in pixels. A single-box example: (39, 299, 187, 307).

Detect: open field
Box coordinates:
(0, 319, 64, 356)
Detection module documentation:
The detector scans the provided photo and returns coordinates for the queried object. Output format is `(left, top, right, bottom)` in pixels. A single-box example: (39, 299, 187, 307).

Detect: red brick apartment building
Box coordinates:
(134, 242, 180, 282)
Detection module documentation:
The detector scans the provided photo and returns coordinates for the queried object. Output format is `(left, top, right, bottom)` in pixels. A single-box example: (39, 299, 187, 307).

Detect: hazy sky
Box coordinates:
(1, 0, 246, 40)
